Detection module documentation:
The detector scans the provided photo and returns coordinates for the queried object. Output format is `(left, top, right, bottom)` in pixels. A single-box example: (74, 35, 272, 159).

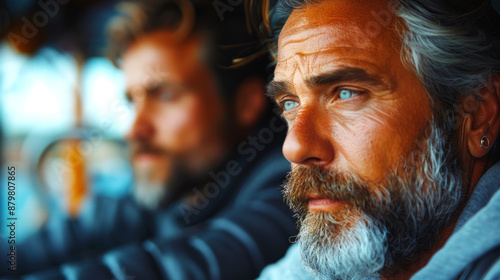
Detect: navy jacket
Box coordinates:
(5, 118, 297, 280)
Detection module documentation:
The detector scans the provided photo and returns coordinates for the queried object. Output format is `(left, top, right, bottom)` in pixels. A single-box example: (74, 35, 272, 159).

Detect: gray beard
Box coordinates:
(132, 159, 205, 210)
(284, 121, 464, 280)
(133, 180, 168, 210)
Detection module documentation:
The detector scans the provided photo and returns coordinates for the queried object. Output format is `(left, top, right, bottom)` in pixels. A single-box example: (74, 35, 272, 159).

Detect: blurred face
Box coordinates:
(123, 31, 229, 208)
(270, 0, 463, 278)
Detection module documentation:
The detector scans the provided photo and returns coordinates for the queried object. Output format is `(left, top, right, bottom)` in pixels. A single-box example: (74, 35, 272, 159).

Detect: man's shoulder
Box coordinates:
(257, 243, 317, 280)
(77, 194, 151, 235)
(453, 188, 500, 280)
(227, 141, 290, 204)
(239, 142, 290, 185)
(457, 244, 500, 280)
(412, 165, 500, 279)
(170, 138, 293, 228)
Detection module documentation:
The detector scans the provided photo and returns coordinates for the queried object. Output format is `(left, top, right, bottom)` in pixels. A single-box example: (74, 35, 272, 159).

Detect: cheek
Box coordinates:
(332, 106, 411, 182)
(157, 95, 226, 152)
(337, 125, 392, 182)
(154, 99, 205, 151)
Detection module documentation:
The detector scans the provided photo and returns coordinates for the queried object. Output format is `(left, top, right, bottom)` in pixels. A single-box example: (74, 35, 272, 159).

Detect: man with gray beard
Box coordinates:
(285, 122, 463, 279)
(257, 0, 500, 279)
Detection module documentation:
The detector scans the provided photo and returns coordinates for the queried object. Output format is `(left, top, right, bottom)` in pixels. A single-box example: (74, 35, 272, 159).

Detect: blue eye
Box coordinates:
(283, 100, 299, 111)
(158, 91, 174, 101)
(339, 89, 358, 100)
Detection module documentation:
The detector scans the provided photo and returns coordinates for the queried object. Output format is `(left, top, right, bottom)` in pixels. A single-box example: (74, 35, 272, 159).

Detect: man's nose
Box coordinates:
(125, 104, 154, 142)
(282, 106, 334, 166)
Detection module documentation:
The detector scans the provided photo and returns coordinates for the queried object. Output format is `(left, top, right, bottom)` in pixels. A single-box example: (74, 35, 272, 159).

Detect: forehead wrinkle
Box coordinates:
(278, 10, 377, 53)
(278, 31, 374, 64)
(277, 46, 374, 65)
(277, 57, 396, 92)
(305, 68, 393, 92)
(276, 1, 403, 84)
(277, 50, 397, 89)
(279, 29, 330, 47)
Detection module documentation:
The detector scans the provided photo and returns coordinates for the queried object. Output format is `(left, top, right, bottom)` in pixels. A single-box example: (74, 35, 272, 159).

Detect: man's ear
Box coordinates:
(234, 76, 267, 127)
(467, 75, 500, 158)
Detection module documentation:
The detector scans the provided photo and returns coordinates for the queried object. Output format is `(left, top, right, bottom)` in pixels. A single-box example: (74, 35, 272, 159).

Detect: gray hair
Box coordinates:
(269, 0, 500, 156)
(394, 0, 500, 123)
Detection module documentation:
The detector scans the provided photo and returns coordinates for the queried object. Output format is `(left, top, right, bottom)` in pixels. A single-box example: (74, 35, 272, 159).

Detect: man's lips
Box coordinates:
(133, 152, 165, 162)
(308, 195, 345, 212)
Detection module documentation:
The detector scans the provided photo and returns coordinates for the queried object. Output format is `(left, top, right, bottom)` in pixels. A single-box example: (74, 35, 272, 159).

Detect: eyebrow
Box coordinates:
(125, 80, 171, 102)
(266, 67, 393, 99)
(266, 80, 292, 99)
(125, 89, 134, 103)
(306, 68, 391, 90)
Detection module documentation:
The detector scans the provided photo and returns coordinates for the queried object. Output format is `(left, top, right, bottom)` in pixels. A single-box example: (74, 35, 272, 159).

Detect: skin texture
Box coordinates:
(271, 0, 500, 278)
(271, 0, 439, 278)
(123, 31, 229, 189)
(271, 0, 432, 184)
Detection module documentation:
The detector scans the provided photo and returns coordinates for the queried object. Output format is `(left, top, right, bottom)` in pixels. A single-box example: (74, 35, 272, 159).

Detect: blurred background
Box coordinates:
(0, 0, 500, 242)
(0, 0, 136, 240)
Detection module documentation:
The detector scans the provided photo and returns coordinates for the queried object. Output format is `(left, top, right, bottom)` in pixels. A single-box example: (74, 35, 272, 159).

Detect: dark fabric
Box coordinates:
(412, 161, 500, 280)
(458, 245, 500, 280)
(4, 122, 297, 280)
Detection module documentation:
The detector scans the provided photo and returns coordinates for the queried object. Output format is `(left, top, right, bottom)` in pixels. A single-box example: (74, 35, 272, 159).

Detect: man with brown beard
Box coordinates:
(257, 0, 500, 279)
(3, 0, 297, 279)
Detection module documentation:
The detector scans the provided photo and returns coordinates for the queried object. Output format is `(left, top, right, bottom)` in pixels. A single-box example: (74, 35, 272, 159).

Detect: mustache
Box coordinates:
(283, 166, 388, 217)
(131, 142, 170, 157)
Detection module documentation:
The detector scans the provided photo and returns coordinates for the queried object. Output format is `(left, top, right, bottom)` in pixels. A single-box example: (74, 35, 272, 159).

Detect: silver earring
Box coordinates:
(480, 136, 490, 149)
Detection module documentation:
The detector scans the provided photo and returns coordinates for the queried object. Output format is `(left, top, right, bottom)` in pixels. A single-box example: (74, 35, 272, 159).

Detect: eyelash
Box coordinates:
(333, 87, 366, 100)
(278, 96, 299, 114)
(275, 87, 369, 121)
(280, 87, 364, 104)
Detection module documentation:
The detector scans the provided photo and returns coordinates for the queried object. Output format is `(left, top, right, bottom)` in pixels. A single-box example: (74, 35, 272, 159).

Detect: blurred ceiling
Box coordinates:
(0, 0, 121, 57)
(1, 0, 499, 57)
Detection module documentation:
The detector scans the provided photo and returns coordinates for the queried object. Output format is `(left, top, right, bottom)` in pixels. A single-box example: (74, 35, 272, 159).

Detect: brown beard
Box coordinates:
(284, 166, 378, 221)
(282, 121, 464, 278)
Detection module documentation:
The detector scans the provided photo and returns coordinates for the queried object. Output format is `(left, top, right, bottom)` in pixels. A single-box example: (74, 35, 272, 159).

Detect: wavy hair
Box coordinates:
(395, 0, 500, 122)
(265, 0, 500, 157)
(107, 0, 272, 102)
